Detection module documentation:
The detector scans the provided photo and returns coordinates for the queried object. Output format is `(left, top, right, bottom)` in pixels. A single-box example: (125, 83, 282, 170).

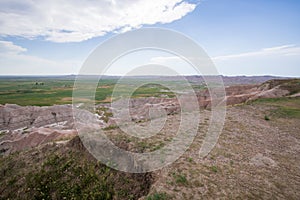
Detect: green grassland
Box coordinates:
(0, 77, 186, 106)
(0, 137, 153, 199)
(252, 97, 300, 119)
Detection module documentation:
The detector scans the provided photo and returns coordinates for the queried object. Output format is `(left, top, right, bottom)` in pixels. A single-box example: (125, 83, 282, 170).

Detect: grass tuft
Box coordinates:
(147, 192, 168, 200)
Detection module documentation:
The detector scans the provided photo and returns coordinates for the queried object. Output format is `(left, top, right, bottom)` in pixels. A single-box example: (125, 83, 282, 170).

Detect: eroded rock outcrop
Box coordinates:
(0, 79, 299, 155)
(0, 128, 77, 155)
(0, 104, 74, 130)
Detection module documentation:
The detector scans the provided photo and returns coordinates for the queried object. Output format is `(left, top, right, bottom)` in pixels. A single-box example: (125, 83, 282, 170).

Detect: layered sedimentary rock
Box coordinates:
(0, 79, 299, 155)
(0, 104, 73, 130)
(0, 128, 77, 155)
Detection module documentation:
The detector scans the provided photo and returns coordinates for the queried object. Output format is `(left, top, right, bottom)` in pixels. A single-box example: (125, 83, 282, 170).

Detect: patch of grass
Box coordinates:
(150, 141, 165, 151)
(25, 154, 114, 200)
(132, 84, 175, 98)
(264, 115, 270, 121)
(254, 97, 300, 107)
(173, 173, 188, 185)
(210, 165, 218, 173)
(0, 140, 154, 200)
(103, 125, 119, 130)
(146, 192, 168, 200)
(0, 130, 7, 137)
(253, 97, 300, 119)
(272, 107, 300, 119)
(96, 107, 113, 123)
(137, 141, 148, 152)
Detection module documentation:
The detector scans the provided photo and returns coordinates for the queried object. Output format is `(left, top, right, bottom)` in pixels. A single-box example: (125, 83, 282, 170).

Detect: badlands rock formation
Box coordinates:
(1, 79, 298, 131)
(0, 104, 74, 131)
(0, 128, 77, 155)
(0, 79, 299, 155)
(0, 104, 76, 155)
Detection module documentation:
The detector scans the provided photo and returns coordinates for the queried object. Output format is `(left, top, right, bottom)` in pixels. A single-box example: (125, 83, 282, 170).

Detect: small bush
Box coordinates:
(264, 115, 270, 121)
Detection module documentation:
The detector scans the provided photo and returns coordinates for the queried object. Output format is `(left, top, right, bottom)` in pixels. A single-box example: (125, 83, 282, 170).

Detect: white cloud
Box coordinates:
(148, 45, 300, 76)
(213, 45, 300, 61)
(0, 41, 27, 54)
(0, 41, 80, 74)
(148, 56, 200, 75)
(150, 56, 180, 63)
(212, 45, 300, 76)
(0, 0, 197, 43)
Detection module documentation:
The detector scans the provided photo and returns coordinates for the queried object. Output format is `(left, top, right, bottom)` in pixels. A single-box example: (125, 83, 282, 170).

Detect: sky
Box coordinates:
(0, 0, 299, 76)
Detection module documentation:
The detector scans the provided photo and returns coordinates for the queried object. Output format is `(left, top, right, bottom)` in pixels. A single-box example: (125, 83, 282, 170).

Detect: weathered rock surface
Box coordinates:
(0, 79, 299, 155)
(104, 79, 300, 123)
(0, 104, 74, 131)
(250, 153, 278, 167)
(198, 79, 300, 108)
(0, 128, 77, 155)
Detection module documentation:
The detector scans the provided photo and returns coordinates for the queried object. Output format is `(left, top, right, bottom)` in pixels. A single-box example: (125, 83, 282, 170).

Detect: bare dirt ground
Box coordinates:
(141, 100, 300, 199)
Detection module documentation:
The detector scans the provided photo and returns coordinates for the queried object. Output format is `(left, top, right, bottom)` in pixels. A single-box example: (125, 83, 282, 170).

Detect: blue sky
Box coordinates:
(0, 0, 299, 76)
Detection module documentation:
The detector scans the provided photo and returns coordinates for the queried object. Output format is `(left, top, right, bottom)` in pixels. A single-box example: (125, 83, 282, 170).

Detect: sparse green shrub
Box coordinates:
(264, 115, 270, 121)
(211, 165, 218, 173)
(147, 192, 168, 200)
(103, 125, 118, 130)
(25, 154, 114, 200)
(173, 173, 188, 185)
(96, 107, 113, 123)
